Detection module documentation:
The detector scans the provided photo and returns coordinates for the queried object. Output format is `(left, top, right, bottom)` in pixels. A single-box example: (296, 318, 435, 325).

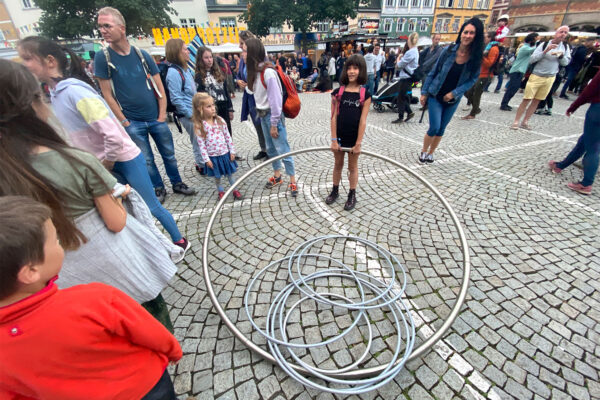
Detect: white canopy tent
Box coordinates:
(508, 31, 597, 38)
(208, 43, 242, 54)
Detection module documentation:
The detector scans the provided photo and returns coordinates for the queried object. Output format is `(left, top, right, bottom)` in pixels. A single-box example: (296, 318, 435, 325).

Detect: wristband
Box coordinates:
(331, 138, 338, 142)
(120, 118, 129, 125)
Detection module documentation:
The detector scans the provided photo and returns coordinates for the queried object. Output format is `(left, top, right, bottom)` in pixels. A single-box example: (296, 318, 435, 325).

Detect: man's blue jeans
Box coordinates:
(125, 119, 183, 189)
(367, 73, 375, 95)
(112, 153, 183, 242)
(259, 112, 295, 176)
(556, 103, 600, 187)
(374, 69, 381, 94)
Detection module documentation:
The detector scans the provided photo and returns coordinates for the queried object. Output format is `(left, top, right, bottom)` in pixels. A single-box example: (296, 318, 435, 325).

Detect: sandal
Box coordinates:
(510, 122, 519, 130)
(520, 122, 532, 130)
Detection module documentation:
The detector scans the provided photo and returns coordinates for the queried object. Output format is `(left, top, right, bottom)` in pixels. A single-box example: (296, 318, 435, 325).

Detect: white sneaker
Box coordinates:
(425, 153, 434, 163)
(419, 152, 427, 163)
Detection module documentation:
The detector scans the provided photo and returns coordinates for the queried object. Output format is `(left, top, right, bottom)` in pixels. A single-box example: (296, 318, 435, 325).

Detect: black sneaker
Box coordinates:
(391, 118, 404, 124)
(499, 105, 512, 111)
(173, 237, 191, 263)
(155, 187, 167, 204)
(173, 182, 197, 195)
(253, 151, 268, 160)
(425, 153, 434, 163)
(419, 151, 427, 163)
(404, 112, 415, 122)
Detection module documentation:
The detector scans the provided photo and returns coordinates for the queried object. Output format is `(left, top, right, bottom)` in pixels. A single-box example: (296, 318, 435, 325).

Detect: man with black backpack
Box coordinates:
(462, 32, 499, 120)
(511, 26, 571, 130)
(94, 7, 196, 204)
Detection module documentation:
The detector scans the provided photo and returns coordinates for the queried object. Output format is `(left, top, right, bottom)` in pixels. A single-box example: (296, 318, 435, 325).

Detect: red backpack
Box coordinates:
(332, 85, 366, 117)
(260, 63, 301, 119)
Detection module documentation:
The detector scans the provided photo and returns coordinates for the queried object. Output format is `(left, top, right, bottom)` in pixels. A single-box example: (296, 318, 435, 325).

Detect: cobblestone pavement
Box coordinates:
(157, 86, 599, 400)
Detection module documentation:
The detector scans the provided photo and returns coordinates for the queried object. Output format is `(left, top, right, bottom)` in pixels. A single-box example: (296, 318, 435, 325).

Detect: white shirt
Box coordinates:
(364, 53, 376, 74)
(374, 52, 385, 71)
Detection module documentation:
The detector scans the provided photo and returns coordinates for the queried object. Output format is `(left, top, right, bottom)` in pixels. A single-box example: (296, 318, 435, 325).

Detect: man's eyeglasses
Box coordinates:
(97, 24, 114, 30)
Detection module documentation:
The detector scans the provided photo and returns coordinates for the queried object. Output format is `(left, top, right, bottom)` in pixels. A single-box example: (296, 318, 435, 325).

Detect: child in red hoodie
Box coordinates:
(0, 196, 182, 400)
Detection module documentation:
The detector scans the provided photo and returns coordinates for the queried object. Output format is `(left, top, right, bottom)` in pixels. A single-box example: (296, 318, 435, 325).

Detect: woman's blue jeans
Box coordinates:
(113, 153, 183, 242)
(501, 72, 523, 108)
(259, 112, 295, 176)
(556, 103, 600, 187)
(180, 116, 204, 168)
(427, 96, 461, 137)
(124, 120, 182, 189)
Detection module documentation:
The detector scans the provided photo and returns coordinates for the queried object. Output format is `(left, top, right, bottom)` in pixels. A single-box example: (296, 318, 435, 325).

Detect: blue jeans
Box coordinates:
(180, 116, 204, 168)
(556, 103, 600, 187)
(374, 69, 381, 94)
(560, 66, 579, 97)
(427, 96, 461, 137)
(141, 370, 177, 400)
(501, 72, 523, 108)
(125, 119, 182, 188)
(367, 73, 375, 95)
(259, 112, 295, 176)
(112, 153, 183, 242)
(494, 73, 504, 92)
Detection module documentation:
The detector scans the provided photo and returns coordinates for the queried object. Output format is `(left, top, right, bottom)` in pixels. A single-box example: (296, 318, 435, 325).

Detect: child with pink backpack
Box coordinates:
(326, 55, 372, 211)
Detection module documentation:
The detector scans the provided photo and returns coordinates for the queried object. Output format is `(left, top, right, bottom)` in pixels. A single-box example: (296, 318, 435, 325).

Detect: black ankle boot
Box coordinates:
(325, 185, 339, 204)
(344, 189, 356, 211)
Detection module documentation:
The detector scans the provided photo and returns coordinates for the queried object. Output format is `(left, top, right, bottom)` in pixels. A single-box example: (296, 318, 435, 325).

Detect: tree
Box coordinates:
(36, 0, 175, 39)
(240, 0, 366, 38)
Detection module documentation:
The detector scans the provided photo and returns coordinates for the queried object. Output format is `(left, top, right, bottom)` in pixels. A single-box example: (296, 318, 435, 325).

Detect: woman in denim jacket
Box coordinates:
(419, 18, 484, 163)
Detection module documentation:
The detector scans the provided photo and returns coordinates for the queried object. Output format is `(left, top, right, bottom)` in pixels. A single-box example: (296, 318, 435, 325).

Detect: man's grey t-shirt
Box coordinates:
(94, 47, 160, 122)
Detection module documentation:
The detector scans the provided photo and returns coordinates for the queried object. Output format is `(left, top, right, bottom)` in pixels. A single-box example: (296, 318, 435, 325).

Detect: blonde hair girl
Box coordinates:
(191, 93, 242, 200)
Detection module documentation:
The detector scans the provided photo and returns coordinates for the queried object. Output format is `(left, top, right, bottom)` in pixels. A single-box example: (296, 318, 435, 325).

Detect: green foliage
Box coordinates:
(36, 0, 175, 39)
(240, 0, 363, 37)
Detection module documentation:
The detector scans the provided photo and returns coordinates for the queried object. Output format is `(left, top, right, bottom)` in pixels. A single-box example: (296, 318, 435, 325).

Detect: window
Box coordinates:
(483, 0, 490, 8)
(491, 10, 498, 24)
(316, 21, 330, 32)
(438, 18, 450, 32)
(452, 17, 460, 32)
(439, 0, 448, 6)
(458, 0, 464, 6)
(420, 18, 428, 32)
(408, 18, 417, 31)
(398, 0, 408, 6)
(180, 18, 188, 28)
(22, 0, 35, 8)
(188, 18, 196, 27)
(0, 29, 5, 42)
(447, 0, 454, 7)
(412, 0, 420, 6)
(468, 0, 474, 7)
(269, 26, 283, 34)
(219, 17, 237, 28)
(385, 0, 395, 6)
(423, 0, 433, 6)
(476, 0, 483, 8)
(397, 18, 406, 32)
(383, 18, 393, 32)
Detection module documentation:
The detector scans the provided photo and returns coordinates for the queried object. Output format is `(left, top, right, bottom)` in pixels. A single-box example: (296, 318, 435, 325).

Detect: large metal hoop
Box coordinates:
(201, 147, 471, 378)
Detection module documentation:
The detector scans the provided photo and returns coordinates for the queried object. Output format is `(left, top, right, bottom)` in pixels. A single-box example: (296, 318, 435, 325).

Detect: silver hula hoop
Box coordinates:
(201, 147, 471, 378)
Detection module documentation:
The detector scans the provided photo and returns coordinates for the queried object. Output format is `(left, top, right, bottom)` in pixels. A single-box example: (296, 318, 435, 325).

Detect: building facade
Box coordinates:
(432, 0, 492, 42)
(1, 0, 42, 44)
(507, 0, 600, 34)
(378, 0, 434, 38)
(489, 0, 510, 27)
(169, 0, 210, 30)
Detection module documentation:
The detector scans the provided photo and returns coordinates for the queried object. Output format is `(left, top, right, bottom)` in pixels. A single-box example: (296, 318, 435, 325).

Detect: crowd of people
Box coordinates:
(0, 5, 599, 398)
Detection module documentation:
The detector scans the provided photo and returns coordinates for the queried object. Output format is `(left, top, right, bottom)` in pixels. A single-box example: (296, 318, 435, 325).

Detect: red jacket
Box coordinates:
(567, 69, 600, 114)
(480, 45, 499, 78)
(0, 281, 182, 400)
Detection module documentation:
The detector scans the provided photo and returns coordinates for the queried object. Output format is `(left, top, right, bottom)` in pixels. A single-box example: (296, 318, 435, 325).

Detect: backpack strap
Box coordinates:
(133, 46, 162, 99)
(102, 46, 122, 111)
(359, 86, 366, 106)
(334, 85, 345, 117)
(169, 64, 186, 91)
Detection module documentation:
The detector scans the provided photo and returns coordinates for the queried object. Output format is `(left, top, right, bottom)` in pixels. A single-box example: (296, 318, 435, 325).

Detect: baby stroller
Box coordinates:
(371, 80, 418, 113)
